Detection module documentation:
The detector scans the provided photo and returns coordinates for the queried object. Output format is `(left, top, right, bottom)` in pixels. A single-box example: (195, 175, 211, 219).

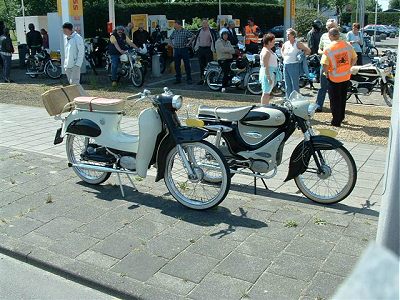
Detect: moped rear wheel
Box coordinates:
(294, 146, 357, 204)
(66, 135, 111, 185)
(206, 70, 222, 91)
(367, 47, 379, 59)
(382, 82, 393, 107)
(164, 141, 230, 210)
(246, 71, 262, 95)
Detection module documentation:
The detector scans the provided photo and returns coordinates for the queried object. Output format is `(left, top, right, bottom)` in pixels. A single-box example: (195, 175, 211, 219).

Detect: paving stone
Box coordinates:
(343, 217, 378, 240)
(111, 250, 167, 282)
(269, 207, 314, 228)
(47, 232, 99, 258)
(0, 217, 43, 238)
(215, 251, 269, 283)
(208, 223, 255, 242)
(34, 216, 83, 239)
(268, 252, 323, 282)
(75, 217, 124, 239)
(189, 272, 252, 300)
(146, 272, 197, 296)
(76, 249, 119, 269)
(321, 252, 358, 277)
(236, 234, 287, 260)
(247, 272, 304, 300)
(146, 234, 190, 260)
(312, 211, 354, 227)
(256, 220, 300, 242)
(333, 236, 370, 257)
(0, 190, 25, 205)
(92, 231, 144, 259)
(303, 272, 345, 299)
(62, 203, 109, 223)
(188, 235, 240, 260)
(140, 285, 186, 300)
(161, 251, 219, 283)
(19, 231, 56, 249)
(244, 197, 284, 213)
(299, 222, 344, 243)
(162, 221, 212, 241)
(27, 199, 81, 223)
(285, 235, 334, 259)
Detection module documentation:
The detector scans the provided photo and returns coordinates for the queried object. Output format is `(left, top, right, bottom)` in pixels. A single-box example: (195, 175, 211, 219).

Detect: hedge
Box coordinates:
(341, 12, 400, 26)
(83, 2, 283, 37)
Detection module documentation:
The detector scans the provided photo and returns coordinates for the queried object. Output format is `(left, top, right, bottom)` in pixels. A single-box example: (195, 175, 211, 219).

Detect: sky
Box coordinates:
(378, 0, 389, 10)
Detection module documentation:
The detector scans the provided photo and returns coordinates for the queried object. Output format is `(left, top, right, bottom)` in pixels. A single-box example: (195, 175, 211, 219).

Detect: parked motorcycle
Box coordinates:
(25, 49, 62, 79)
(204, 45, 262, 95)
(197, 91, 357, 204)
(50, 88, 230, 210)
(105, 49, 144, 87)
(85, 41, 98, 75)
(299, 54, 321, 90)
(363, 35, 379, 59)
(347, 56, 394, 107)
(139, 42, 167, 75)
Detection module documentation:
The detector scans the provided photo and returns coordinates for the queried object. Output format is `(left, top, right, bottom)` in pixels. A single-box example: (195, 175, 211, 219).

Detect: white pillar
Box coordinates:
(109, 0, 115, 30)
(284, 0, 295, 40)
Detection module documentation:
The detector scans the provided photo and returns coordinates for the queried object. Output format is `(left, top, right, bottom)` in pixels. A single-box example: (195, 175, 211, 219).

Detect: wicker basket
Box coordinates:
(41, 85, 86, 116)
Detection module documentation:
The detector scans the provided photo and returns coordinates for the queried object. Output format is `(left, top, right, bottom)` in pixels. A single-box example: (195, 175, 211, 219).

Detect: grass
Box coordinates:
(284, 220, 298, 228)
(314, 218, 327, 225)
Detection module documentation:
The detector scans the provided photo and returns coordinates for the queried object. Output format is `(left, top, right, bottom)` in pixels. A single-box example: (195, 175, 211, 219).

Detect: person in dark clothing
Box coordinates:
(151, 25, 164, 44)
(40, 29, 49, 49)
(0, 28, 15, 82)
(307, 20, 323, 55)
(227, 19, 238, 47)
(26, 23, 43, 55)
(193, 18, 217, 84)
(132, 24, 150, 48)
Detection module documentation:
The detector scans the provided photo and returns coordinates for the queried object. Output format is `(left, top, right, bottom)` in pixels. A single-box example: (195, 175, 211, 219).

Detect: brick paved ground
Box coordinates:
(0, 103, 385, 299)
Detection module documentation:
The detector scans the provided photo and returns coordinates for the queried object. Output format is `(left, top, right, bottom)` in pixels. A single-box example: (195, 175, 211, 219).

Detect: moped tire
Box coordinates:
(294, 145, 357, 204)
(164, 141, 230, 210)
(66, 135, 111, 185)
(131, 66, 144, 87)
(299, 77, 308, 89)
(26, 60, 38, 78)
(367, 47, 379, 59)
(45, 60, 62, 79)
(206, 70, 222, 91)
(382, 82, 393, 107)
(246, 71, 262, 95)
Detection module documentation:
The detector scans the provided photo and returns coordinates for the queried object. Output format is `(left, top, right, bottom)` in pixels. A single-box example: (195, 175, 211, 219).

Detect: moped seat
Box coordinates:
(198, 105, 253, 121)
(75, 96, 125, 112)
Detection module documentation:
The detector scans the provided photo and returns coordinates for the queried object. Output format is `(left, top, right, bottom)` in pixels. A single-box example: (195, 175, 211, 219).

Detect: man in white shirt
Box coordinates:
(62, 22, 85, 85)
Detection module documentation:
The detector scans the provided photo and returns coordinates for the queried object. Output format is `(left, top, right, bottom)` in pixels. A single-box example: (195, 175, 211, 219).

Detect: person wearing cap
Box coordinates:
(109, 25, 138, 87)
(215, 29, 235, 93)
(315, 19, 345, 111)
(244, 18, 261, 54)
(169, 20, 195, 84)
(321, 28, 357, 127)
(227, 19, 238, 47)
(62, 22, 85, 85)
(193, 18, 217, 85)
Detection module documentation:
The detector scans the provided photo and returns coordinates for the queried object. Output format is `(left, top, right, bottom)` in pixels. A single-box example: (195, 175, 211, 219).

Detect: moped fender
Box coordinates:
(154, 127, 209, 182)
(284, 135, 343, 182)
(66, 119, 101, 137)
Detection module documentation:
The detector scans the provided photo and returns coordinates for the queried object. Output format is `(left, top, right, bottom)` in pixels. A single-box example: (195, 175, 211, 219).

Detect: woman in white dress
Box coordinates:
(259, 33, 278, 105)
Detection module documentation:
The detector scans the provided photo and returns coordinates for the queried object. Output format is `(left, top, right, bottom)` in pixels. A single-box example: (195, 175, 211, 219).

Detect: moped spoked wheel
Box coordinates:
(294, 146, 357, 204)
(382, 82, 393, 107)
(367, 47, 379, 59)
(164, 141, 230, 210)
(131, 66, 144, 87)
(206, 70, 222, 91)
(66, 135, 111, 185)
(246, 71, 262, 95)
(26, 60, 38, 78)
(45, 60, 62, 79)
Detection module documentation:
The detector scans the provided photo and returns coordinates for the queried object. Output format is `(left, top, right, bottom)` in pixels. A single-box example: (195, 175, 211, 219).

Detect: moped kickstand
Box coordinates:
(116, 173, 137, 197)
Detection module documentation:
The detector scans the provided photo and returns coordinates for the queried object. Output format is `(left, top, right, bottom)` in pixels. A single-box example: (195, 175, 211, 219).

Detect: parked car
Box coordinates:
(363, 25, 390, 36)
(341, 25, 352, 33)
(268, 25, 284, 38)
(384, 25, 399, 37)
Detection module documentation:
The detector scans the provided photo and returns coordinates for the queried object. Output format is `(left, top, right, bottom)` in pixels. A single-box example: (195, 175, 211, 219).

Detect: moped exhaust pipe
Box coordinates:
(209, 83, 222, 87)
(69, 163, 137, 175)
(26, 71, 43, 75)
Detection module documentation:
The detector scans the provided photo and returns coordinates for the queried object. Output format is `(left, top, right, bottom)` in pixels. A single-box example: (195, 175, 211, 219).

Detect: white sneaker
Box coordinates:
(221, 88, 226, 93)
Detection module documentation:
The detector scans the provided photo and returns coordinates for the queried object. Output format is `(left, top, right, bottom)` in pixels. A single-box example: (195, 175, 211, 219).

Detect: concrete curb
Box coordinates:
(0, 234, 142, 300)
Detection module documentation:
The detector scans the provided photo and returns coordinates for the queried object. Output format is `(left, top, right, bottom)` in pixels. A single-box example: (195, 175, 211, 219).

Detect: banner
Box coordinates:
(57, 0, 83, 16)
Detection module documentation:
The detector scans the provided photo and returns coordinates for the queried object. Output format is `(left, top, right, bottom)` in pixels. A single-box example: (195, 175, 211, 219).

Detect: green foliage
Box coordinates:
(185, 17, 218, 30)
(0, 0, 20, 29)
(295, 9, 328, 37)
(389, 0, 400, 9)
(341, 12, 400, 25)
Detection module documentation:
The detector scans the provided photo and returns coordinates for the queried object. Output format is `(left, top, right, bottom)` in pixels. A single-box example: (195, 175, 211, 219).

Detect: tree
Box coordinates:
(389, 0, 400, 9)
(0, 0, 20, 29)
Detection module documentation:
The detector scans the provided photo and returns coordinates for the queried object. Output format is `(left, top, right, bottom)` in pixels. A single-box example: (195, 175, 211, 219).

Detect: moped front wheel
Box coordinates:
(382, 81, 393, 107)
(164, 141, 230, 210)
(206, 70, 223, 91)
(131, 66, 144, 87)
(45, 60, 62, 79)
(294, 146, 357, 204)
(246, 71, 262, 95)
(66, 135, 111, 185)
(367, 47, 379, 59)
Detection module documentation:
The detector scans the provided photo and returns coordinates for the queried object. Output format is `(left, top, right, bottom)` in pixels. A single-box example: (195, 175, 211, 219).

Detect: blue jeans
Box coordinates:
(174, 48, 191, 81)
(110, 54, 120, 81)
(283, 63, 300, 99)
(316, 68, 328, 108)
(1, 54, 11, 81)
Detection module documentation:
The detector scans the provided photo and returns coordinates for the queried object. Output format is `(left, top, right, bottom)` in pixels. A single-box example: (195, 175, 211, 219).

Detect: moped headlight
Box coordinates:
(307, 103, 319, 118)
(172, 95, 183, 110)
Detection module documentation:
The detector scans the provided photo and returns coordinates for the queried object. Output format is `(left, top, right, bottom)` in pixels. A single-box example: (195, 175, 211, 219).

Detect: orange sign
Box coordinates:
(131, 14, 148, 32)
(57, 0, 83, 16)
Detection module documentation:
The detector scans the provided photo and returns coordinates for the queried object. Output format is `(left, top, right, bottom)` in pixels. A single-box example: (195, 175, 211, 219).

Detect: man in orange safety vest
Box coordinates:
(244, 17, 261, 54)
(321, 28, 357, 127)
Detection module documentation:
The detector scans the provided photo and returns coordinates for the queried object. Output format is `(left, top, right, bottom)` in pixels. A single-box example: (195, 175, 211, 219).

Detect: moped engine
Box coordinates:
(119, 156, 136, 170)
(250, 160, 270, 173)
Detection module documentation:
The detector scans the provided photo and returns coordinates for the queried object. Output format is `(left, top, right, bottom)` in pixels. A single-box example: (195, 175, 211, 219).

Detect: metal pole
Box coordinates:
(373, 0, 378, 46)
(356, 1, 358, 23)
(219, 0, 221, 16)
(317, 0, 320, 15)
(284, 0, 290, 39)
(21, 0, 26, 35)
(109, 0, 115, 30)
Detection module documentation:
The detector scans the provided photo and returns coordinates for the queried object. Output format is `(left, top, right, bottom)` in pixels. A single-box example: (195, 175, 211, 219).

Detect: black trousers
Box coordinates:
(356, 52, 363, 65)
(197, 46, 213, 80)
(327, 79, 349, 127)
(246, 42, 259, 54)
(219, 59, 232, 88)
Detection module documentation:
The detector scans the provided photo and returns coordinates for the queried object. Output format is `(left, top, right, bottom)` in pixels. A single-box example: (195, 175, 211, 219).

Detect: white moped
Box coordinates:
(51, 88, 230, 210)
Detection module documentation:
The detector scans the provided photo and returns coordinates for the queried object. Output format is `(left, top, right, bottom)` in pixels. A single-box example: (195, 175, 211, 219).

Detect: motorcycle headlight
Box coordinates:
(172, 95, 183, 110)
(307, 103, 319, 118)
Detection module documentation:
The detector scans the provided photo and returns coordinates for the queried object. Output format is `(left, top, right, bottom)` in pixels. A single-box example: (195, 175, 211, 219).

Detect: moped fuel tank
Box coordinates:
(241, 106, 286, 127)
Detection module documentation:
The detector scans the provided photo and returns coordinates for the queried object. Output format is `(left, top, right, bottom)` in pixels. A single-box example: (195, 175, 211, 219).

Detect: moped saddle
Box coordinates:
(75, 96, 125, 112)
(198, 105, 252, 121)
